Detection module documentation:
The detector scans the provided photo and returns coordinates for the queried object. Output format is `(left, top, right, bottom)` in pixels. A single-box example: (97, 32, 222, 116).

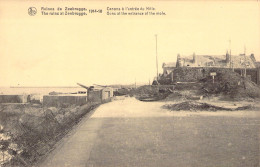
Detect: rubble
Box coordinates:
(163, 101, 259, 111)
(164, 70, 260, 102)
(163, 101, 231, 111)
(132, 85, 174, 101)
(200, 70, 260, 100)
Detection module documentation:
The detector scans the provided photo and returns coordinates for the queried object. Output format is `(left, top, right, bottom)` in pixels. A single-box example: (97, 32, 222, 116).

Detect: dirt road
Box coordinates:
(39, 98, 260, 167)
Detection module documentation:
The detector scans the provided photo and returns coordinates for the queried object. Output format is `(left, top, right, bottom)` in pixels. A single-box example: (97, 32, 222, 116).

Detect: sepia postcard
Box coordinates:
(0, 1, 259, 167)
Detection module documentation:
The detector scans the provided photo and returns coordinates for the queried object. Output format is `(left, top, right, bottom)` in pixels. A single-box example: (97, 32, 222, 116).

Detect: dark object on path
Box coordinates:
(163, 101, 232, 111)
(163, 101, 259, 111)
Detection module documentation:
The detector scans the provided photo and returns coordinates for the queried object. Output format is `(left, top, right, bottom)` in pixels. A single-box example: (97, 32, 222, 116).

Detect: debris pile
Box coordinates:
(132, 85, 174, 101)
(163, 101, 231, 111)
(200, 70, 260, 100)
(163, 101, 258, 111)
(165, 89, 203, 101)
(113, 88, 131, 96)
(174, 82, 202, 91)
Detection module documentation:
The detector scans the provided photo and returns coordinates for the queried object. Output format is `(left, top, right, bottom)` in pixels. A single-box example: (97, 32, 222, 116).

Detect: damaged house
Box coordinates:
(159, 52, 260, 85)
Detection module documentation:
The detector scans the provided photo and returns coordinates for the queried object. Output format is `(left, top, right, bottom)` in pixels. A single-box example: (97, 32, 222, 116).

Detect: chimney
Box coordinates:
(193, 53, 197, 64)
(162, 62, 166, 68)
(226, 51, 230, 64)
(250, 54, 256, 62)
(176, 54, 181, 67)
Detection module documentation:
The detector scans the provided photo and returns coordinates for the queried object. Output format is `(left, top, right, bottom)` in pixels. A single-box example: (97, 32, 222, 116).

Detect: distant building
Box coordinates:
(159, 52, 260, 85)
(176, 52, 256, 68)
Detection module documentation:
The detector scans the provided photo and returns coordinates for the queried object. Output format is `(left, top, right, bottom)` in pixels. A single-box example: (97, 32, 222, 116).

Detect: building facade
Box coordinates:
(159, 52, 260, 85)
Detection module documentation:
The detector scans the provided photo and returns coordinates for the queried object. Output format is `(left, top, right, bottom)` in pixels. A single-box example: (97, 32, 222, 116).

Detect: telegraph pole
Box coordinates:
(155, 34, 159, 81)
(244, 45, 247, 77)
(229, 39, 234, 71)
(229, 40, 231, 69)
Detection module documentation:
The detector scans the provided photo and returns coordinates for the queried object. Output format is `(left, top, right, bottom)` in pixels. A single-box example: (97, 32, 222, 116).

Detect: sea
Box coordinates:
(0, 87, 87, 95)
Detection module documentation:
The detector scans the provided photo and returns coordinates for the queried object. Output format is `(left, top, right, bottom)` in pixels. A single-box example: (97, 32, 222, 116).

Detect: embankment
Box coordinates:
(0, 102, 99, 166)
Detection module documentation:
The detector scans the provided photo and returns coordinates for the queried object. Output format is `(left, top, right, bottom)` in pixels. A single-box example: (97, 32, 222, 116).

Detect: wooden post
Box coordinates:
(155, 34, 159, 81)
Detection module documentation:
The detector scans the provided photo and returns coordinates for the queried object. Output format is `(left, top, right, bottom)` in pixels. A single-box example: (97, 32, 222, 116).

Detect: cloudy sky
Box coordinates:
(0, 1, 259, 86)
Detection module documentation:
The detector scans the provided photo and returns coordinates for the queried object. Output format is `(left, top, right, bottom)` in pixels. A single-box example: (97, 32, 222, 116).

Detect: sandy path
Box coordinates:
(39, 98, 260, 167)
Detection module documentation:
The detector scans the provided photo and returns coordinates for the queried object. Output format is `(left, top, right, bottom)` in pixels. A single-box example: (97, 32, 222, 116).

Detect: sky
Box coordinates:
(0, 1, 259, 86)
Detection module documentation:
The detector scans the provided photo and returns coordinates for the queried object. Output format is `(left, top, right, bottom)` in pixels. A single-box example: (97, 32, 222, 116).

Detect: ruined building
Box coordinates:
(176, 52, 256, 68)
(159, 52, 260, 85)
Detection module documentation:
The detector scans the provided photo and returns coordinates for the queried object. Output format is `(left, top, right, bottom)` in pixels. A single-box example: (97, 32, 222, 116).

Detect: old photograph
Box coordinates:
(0, 1, 259, 166)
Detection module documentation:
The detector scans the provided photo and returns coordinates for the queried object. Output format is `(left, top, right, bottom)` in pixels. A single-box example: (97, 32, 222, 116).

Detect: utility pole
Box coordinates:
(244, 45, 247, 77)
(229, 39, 234, 71)
(229, 40, 231, 69)
(155, 34, 159, 81)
